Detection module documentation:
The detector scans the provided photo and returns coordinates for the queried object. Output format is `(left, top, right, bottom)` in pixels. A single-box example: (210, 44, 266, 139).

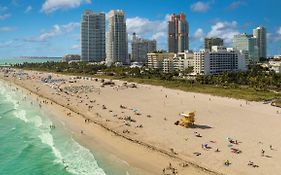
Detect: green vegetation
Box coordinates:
(275, 100, 281, 108)
(13, 61, 281, 101)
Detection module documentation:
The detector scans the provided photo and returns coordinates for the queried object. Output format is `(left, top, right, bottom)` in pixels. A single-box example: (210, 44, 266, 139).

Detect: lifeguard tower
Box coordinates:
(177, 112, 195, 128)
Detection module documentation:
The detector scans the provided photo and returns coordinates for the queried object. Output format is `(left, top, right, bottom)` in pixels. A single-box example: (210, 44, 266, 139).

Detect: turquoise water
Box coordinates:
(0, 80, 132, 175)
(0, 58, 61, 66)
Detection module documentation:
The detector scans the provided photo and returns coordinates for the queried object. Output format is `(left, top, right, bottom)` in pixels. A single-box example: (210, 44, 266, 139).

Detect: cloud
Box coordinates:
(126, 15, 169, 40)
(24, 5, 32, 13)
(71, 44, 80, 50)
(24, 22, 80, 42)
(126, 15, 169, 50)
(0, 40, 14, 48)
(278, 27, 281, 35)
(126, 17, 167, 37)
(192, 28, 205, 41)
(268, 27, 281, 42)
(0, 27, 16, 32)
(42, 0, 91, 13)
(151, 32, 165, 40)
(207, 21, 240, 44)
(190, 1, 210, 12)
(62, 22, 80, 32)
(227, 1, 246, 11)
(0, 5, 8, 12)
(11, 0, 19, 6)
(0, 5, 10, 20)
(0, 13, 11, 20)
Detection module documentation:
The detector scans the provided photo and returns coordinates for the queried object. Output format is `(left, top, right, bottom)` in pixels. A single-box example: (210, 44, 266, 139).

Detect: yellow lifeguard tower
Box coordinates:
(178, 112, 195, 128)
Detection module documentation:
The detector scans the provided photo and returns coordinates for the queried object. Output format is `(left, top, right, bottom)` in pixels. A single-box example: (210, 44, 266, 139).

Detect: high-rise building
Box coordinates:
(204, 38, 224, 50)
(253, 26, 267, 59)
(233, 33, 258, 64)
(194, 46, 247, 75)
(106, 10, 128, 65)
(131, 33, 157, 64)
(81, 10, 106, 62)
(168, 13, 189, 53)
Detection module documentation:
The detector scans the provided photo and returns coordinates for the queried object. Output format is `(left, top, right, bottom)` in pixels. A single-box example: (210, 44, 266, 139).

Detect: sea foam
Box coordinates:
(13, 110, 28, 123)
(0, 80, 108, 175)
(39, 132, 63, 162)
(60, 138, 107, 175)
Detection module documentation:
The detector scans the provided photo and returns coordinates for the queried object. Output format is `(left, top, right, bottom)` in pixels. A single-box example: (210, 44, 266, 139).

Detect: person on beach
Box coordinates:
(224, 160, 231, 166)
(248, 161, 254, 166)
(261, 149, 265, 156)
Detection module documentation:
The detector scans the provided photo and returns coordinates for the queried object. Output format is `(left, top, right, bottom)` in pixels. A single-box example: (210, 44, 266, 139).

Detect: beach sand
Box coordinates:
(1, 68, 281, 175)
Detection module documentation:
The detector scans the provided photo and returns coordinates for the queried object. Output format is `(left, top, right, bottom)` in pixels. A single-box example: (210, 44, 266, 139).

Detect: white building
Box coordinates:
(62, 54, 81, 63)
(268, 59, 281, 74)
(147, 52, 194, 73)
(194, 46, 247, 75)
(163, 58, 174, 73)
(81, 10, 106, 62)
(274, 55, 281, 59)
(106, 10, 128, 65)
(194, 50, 206, 75)
(174, 51, 194, 72)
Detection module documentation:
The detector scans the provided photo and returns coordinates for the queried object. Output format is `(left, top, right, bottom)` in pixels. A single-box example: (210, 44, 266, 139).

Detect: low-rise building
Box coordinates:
(147, 52, 175, 70)
(194, 46, 247, 75)
(62, 54, 81, 63)
(268, 59, 281, 74)
(163, 58, 174, 73)
(274, 55, 281, 59)
(147, 51, 194, 73)
(174, 51, 194, 72)
(194, 50, 206, 75)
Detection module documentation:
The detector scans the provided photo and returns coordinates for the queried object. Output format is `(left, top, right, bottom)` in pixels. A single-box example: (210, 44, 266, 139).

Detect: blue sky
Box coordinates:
(0, 0, 281, 57)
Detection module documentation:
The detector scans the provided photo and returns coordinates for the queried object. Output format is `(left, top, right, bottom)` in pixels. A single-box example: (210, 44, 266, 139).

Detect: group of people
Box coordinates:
(162, 163, 178, 175)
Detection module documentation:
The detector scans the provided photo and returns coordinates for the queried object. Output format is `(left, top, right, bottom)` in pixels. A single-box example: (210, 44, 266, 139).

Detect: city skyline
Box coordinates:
(0, 0, 281, 57)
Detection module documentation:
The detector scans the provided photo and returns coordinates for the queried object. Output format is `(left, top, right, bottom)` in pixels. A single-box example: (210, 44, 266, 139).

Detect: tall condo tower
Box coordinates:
(233, 33, 259, 64)
(253, 26, 267, 59)
(106, 10, 128, 65)
(81, 10, 106, 62)
(131, 33, 157, 64)
(168, 13, 189, 53)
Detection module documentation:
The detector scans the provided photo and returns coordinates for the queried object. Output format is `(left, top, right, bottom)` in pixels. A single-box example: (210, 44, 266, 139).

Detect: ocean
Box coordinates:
(0, 80, 137, 175)
(0, 58, 61, 66)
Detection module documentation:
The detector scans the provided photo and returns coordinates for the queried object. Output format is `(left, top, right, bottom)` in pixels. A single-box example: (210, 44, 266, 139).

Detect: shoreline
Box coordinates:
(2, 68, 281, 175)
(0, 72, 215, 174)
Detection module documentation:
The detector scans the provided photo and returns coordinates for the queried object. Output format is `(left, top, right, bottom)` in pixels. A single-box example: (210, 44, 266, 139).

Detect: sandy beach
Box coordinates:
(1, 68, 281, 175)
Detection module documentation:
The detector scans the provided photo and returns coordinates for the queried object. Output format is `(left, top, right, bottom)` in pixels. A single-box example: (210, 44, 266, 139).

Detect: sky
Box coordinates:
(0, 0, 281, 58)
